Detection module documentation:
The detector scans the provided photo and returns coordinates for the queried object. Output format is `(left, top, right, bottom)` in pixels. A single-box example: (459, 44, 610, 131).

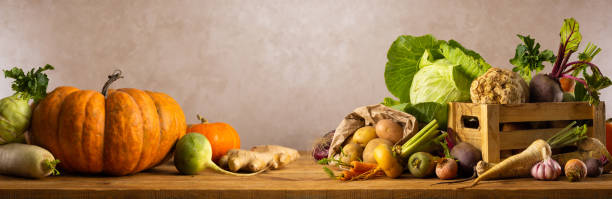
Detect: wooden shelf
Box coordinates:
(1, 153, 611, 199)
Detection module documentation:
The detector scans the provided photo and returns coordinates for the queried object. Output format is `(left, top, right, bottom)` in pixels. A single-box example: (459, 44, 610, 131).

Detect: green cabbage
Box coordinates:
(383, 35, 491, 127)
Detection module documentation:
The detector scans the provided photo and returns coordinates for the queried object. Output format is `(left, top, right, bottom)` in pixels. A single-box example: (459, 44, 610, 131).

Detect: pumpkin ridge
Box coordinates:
(103, 90, 143, 175)
(121, 90, 145, 175)
(51, 88, 80, 172)
(58, 91, 89, 172)
(119, 88, 160, 174)
(78, 91, 96, 172)
(82, 91, 104, 173)
(150, 92, 165, 167)
(145, 91, 169, 168)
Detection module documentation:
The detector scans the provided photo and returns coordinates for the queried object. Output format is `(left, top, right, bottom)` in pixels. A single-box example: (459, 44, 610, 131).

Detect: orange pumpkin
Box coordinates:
(30, 71, 186, 176)
(187, 115, 240, 162)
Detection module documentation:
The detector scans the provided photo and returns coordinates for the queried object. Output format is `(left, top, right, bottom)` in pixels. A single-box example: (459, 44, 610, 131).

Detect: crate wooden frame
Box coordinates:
(448, 102, 606, 163)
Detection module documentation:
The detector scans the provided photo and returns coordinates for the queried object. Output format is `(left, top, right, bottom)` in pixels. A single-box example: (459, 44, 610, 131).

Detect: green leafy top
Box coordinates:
(572, 42, 601, 77)
(544, 18, 610, 105)
(3, 64, 54, 102)
(509, 34, 556, 83)
(560, 18, 582, 56)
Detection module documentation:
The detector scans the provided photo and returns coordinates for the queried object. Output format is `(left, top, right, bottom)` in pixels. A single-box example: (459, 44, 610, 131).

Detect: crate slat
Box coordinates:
(592, 103, 606, 143)
(481, 104, 500, 163)
(448, 101, 606, 163)
(499, 128, 562, 150)
(499, 102, 593, 123)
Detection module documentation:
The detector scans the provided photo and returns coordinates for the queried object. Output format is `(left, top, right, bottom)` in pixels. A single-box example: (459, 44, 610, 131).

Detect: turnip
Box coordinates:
(0, 143, 59, 178)
(374, 144, 403, 178)
(407, 152, 437, 178)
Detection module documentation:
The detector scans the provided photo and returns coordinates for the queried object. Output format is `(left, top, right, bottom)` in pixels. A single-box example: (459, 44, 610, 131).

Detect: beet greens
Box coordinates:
(547, 18, 610, 104)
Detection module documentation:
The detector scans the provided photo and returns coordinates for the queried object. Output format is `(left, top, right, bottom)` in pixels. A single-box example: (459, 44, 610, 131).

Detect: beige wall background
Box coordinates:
(1, 0, 611, 150)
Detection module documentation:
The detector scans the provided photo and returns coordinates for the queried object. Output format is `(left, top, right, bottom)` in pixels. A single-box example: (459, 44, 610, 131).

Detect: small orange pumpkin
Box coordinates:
(187, 115, 240, 162)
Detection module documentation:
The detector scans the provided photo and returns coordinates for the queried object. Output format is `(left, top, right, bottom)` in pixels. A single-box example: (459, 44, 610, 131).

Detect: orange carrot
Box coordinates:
(350, 161, 378, 173)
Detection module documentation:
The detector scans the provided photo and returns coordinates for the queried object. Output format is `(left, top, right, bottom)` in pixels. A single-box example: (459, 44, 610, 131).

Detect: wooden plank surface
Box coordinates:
(499, 102, 594, 123)
(1, 153, 612, 199)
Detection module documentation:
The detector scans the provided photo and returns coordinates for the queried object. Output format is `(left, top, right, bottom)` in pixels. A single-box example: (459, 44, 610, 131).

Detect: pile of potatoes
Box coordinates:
(340, 119, 403, 164)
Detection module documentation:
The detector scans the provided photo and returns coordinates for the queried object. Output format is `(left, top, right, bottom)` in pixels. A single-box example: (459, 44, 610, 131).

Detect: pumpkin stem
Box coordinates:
(102, 70, 123, 96)
(196, 114, 209, 124)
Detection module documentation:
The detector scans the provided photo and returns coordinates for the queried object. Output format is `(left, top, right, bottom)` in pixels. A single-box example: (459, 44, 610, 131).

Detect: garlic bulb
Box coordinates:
(531, 157, 562, 180)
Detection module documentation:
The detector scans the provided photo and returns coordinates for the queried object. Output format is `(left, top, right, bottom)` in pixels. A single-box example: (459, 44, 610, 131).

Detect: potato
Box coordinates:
(340, 143, 363, 164)
(351, 126, 377, 147)
(362, 138, 393, 163)
(375, 119, 403, 143)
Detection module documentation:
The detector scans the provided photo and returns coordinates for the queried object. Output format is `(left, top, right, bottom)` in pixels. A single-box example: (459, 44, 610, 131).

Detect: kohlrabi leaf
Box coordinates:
(440, 40, 491, 80)
(384, 35, 443, 103)
(509, 34, 556, 83)
(560, 18, 582, 55)
(409, 61, 471, 105)
(404, 102, 448, 129)
(3, 64, 54, 102)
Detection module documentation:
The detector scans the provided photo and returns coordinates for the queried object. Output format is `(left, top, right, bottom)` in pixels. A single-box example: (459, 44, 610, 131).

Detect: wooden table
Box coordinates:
(1, 154, 611, 199)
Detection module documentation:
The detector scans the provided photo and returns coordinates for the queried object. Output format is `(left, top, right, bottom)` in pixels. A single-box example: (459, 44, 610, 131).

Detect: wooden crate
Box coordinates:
(448, 102, 606, 163)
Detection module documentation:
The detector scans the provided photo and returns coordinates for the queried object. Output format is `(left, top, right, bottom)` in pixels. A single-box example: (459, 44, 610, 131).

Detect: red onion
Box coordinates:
(531, 157, 562, 181)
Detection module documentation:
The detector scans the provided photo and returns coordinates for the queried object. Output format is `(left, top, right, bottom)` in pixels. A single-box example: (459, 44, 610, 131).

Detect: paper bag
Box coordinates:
(327, 104, 418, 160)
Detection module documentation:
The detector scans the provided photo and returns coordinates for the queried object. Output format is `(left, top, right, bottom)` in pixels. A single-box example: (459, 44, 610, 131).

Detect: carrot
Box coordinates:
(468, 139, 551, 188)
(350, 161, 378, 173)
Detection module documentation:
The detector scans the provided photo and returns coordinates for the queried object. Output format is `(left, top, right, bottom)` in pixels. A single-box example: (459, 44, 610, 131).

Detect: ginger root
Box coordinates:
(218, 145, 300, 173)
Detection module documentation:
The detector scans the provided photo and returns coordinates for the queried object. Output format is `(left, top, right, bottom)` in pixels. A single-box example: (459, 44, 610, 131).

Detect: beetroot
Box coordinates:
(450, 142, 482, 177)
(529, 74, 564, 102)
(312, 130, 334, 161)
(585, 158, 603, 177)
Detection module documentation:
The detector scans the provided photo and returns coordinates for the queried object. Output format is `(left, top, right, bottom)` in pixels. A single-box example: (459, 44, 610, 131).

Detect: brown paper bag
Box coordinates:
(327, 104, 418, 161)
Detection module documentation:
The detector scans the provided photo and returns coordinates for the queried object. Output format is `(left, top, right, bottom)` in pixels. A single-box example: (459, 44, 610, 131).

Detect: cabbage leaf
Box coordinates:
(383, 34, 490, 128)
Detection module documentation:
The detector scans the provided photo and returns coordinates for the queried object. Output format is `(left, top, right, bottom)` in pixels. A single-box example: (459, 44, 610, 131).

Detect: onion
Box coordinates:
(531, 155, 562, 181)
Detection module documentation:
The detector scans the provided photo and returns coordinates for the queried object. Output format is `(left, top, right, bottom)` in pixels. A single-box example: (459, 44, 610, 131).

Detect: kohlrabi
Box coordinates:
(0, 65, 54, 144)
